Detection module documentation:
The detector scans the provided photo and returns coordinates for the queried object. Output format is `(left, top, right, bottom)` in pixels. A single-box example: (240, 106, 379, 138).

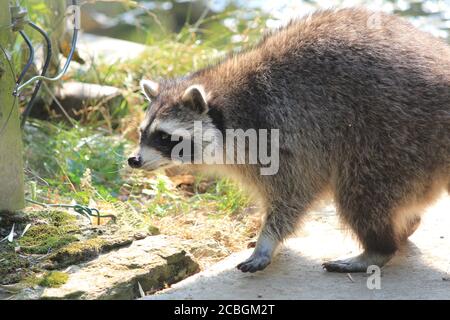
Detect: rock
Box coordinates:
(47, 236, 134, 269)
(77, 33, 147, 63)
(37, 235, 199, 300)
(30, 82, 126, 124)
(133, 232, 148, 240)
(188, 239, 229, 259)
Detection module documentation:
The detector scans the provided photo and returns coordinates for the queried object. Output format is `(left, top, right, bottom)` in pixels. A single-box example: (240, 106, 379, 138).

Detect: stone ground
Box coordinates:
(6, 235, 199, 300)
(144, 194, 450, 300)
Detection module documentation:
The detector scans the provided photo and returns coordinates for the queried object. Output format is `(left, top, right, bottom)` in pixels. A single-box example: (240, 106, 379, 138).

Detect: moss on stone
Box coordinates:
(148, 225, 160, 235)
(18, 210, 81, 254)
(49, 236, 133, 268)
(39, 271, 69, 288)
(0, 250, 30, 284)
(27, 210, 78, 228)
(22, 274, 42, 286)
(50, 237, 106, 265)
(0, 211, 78, 284)
(42, 210, 77, 227)
(18, 224, 79, 254)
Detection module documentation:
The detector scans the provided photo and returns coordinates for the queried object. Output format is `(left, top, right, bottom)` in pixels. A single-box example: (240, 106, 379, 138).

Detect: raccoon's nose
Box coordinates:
(128, 156, 143, 168)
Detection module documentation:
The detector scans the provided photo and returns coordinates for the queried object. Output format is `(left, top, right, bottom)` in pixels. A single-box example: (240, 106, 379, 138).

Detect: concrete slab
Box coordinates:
(144, 195, 450, 300)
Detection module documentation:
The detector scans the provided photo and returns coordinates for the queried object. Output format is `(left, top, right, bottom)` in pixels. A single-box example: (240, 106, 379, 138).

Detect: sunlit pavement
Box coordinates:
(144, 194, 450, 300)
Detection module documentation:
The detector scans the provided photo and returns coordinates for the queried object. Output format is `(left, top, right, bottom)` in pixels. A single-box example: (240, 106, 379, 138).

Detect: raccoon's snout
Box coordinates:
(128, 156, 143, 169)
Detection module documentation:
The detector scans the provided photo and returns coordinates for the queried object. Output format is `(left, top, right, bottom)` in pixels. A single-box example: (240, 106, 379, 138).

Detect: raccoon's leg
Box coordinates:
(399, 215, 421, 241)
(323, 182, 399, 273)
(323, 211, 422, 272)
(237, 202, 305, 273)
(236, 157, 328, 273)
(236, 231, 278, 273)
(322, 218, 398, 273)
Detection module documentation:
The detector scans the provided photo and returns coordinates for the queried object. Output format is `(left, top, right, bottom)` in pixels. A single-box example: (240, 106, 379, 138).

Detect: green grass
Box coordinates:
(191, 178, 250, 216)
(24, 120, 127, 200)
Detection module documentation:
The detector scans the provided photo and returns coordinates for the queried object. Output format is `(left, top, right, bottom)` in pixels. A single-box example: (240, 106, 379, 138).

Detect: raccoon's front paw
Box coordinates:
(236, 254, 271, 273)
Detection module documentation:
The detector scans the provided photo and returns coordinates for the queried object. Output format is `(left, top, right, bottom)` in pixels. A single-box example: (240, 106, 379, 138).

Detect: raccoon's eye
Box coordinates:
(154, 131, 171, 145)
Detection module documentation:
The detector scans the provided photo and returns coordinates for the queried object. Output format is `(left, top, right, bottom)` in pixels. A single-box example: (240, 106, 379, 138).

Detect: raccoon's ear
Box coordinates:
(140, 79, 159, 101)
(182, 85, 208, 114)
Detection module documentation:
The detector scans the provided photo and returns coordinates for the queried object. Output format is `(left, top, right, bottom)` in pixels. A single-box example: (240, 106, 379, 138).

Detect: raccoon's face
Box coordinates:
(128, 79, 220, 171)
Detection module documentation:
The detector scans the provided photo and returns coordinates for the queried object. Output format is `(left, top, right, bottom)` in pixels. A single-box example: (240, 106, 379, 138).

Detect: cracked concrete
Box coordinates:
(144, 194, 450, 300)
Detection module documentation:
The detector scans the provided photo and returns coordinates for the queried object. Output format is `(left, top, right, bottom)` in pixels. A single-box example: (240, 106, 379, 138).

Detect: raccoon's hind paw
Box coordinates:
(322, 259, 369, 273)
(322, 251, 393, 273)
(237, 254, 271, 273)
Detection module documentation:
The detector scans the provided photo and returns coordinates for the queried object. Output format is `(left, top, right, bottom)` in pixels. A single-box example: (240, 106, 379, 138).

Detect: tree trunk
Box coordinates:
(0, 1, 25, 212)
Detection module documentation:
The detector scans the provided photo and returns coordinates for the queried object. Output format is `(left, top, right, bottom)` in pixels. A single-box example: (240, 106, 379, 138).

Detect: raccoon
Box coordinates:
(128, 8, 450, 273)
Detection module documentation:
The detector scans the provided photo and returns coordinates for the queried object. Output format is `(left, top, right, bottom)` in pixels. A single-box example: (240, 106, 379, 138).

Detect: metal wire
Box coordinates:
(1, 0, 80, 129)
(15, 4, 79, 94)
(0, 30, 35, 136)
(20, 21, 52, 128)
(17, 30, 34, 85)
(26, 198, 117, 225)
